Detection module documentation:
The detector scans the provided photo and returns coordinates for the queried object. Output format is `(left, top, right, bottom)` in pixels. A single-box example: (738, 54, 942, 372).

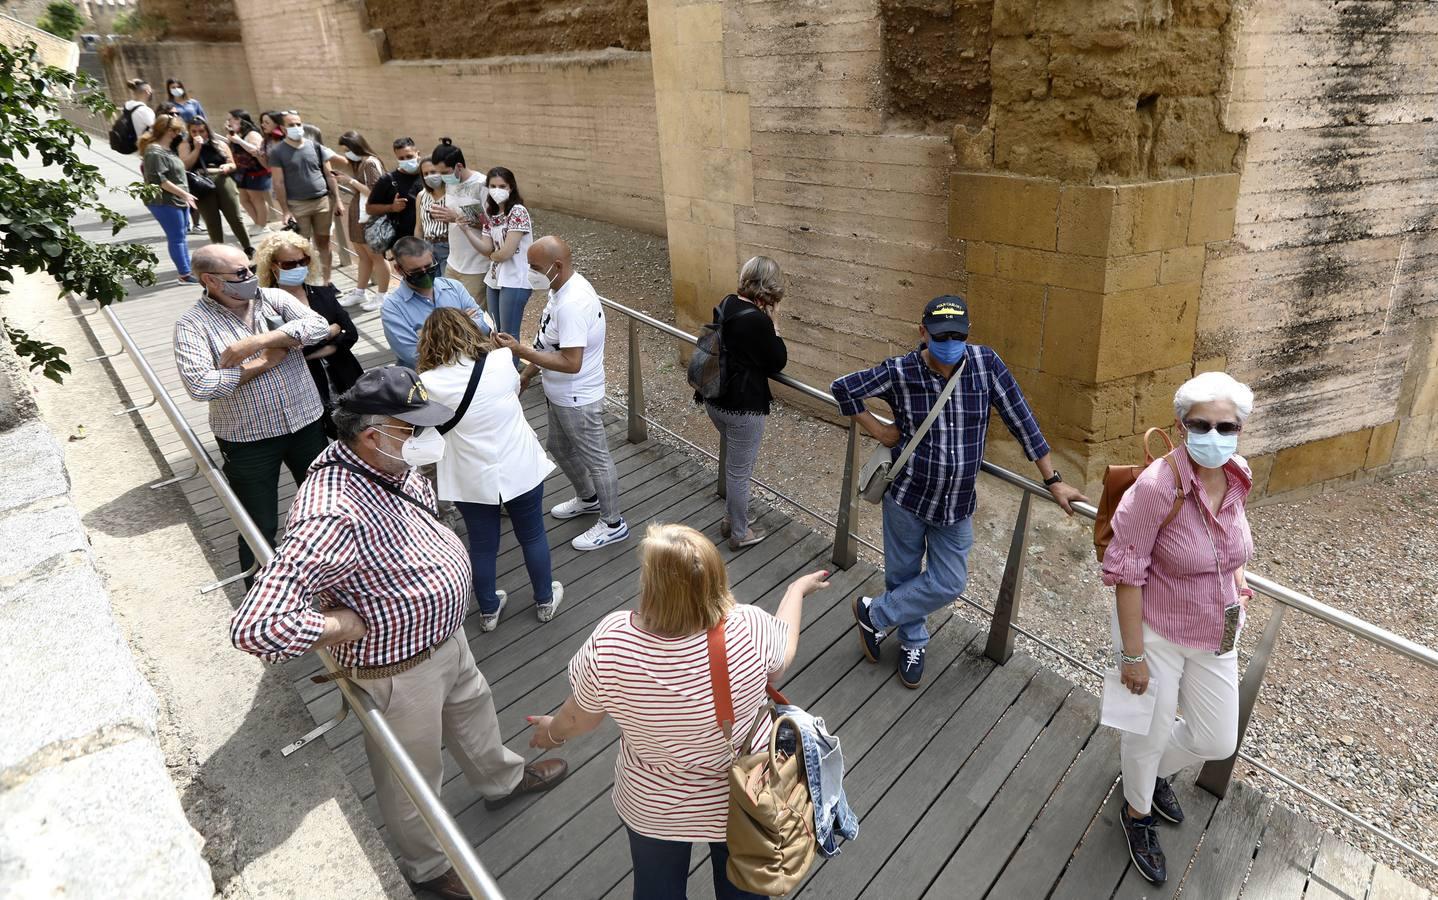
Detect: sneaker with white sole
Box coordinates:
(339, 287, 368, 308)
(360, 294, 384, 313)
(572, 518, 629, 551)
(479, 589, 507, 632)
(551, 496, 602, 520)
(536, 581, 565, 622)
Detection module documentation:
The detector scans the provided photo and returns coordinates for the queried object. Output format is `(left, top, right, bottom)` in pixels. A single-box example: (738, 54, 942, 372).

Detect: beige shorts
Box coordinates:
(288, 195, 334, 241)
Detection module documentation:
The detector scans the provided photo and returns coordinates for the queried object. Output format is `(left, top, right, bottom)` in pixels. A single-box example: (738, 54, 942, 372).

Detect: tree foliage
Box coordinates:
(0, 41, 157, 382)
(37, 2, 84, 40)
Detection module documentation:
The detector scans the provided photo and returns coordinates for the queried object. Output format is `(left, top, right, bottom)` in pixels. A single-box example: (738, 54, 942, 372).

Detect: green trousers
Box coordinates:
(215, 419, 328, 581)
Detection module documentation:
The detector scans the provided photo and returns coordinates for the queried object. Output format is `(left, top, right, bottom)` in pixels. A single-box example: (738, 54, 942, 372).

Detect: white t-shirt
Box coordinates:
(535, 271, 606, 407)
(128, 101, 154, 141)
(485, 204, 535, 290)
(443, 172, 488, 275)
(418, 348, 555, 504)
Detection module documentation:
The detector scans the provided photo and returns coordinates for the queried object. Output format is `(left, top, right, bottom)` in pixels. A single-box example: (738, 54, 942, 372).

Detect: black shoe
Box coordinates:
(1152, 776, 1184, 824)
(852, 596, 884, 663)
(897, 645, 925, 689)
(1120, 804, 1167, 884)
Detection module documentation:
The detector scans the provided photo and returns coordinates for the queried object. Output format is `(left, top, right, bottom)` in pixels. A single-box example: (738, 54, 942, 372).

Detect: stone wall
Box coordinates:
(0, 337, 212, 898)
(0, 12, 79, 69)
(101, 38, 258, 116)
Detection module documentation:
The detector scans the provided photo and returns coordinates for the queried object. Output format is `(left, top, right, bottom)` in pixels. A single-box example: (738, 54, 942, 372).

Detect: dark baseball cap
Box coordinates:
(337, 366, 454, 427)
(922, 295, 971, 337)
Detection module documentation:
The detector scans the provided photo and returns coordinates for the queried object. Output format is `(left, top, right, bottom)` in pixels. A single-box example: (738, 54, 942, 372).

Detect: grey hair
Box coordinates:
(331, 408, 389, 446)
(737, 255, 785, 305)
(1174, 371, 1255, 422)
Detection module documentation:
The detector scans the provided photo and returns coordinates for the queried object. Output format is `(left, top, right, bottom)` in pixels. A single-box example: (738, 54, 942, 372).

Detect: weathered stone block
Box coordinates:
(1152, 96, 1240, 179)
(967, 275, 1046, 371)
(952, 123, 995, 170)
(1246, 451, 1275, 497)
(1134, 363, 1193, 430)
(721, 92, 751, 152)
(1057, 185, 1118, 257)
(1159, 245, 1206, 284)
(1106, 251, 1161, 292)
(1194, 355, 1227, 374)
(950, 173, 1060, 250)
(1366, 420, 1399, 469)
(1114, 179, 1195, 254)
(1188, 173, 1241, 244)
(1096, 281, 1201, 381)
(1267, 427, 1374, 495)
(675, 2, 723, 45)
(992, 0, 1038, 37)
(966, 241, 998, 276)
(1040, 286, 1104, 379)
(1391, 414, 1434, 462)
(0, 501, 87, 583)
(995, 245, 1107, 292)
(0, 423, 68, 516)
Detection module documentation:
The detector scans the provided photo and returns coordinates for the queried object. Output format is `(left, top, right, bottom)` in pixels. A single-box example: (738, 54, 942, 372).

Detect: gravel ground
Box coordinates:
(536, 207, 1438, 891)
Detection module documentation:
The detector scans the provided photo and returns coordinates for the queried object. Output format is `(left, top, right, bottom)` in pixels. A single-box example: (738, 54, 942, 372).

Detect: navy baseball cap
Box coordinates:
(922, 295, 971, 337)
(338, 366, 454, 427)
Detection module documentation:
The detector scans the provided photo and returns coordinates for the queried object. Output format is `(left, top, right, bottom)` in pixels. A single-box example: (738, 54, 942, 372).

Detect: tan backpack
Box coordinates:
(1093, 428, 1184, 563)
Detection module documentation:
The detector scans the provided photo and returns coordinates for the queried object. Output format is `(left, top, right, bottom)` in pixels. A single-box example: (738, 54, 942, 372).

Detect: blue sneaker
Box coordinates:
(853, 596, 885, 662)
(1151, 776, 1184, 824)
(897, 645, 925, 688)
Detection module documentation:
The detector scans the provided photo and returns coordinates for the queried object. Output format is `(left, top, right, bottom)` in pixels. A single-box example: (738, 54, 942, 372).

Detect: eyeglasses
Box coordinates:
(1184, 418, 1242, 436)
(372, 423, 424, 438)
(928, 332, 967, 343)
(275, 255, 310, 270)
(211, 266, 254, 282)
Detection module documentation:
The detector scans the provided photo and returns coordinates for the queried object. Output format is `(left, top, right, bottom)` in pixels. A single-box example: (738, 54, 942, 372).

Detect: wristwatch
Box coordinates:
(1043, 471, 1063, 486)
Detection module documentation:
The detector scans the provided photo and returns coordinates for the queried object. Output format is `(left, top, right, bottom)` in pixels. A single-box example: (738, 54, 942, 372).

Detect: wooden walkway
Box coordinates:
(79, 163, 1430, 900)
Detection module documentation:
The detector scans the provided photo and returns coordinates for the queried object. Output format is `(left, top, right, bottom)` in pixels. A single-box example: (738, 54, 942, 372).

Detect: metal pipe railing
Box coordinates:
(599, 293, 1438, 871)
(93, 302, 503, 900)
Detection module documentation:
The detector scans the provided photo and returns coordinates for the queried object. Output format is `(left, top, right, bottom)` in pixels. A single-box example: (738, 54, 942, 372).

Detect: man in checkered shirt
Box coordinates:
(230, 367, 567, 900)
(833, 295, 1088, 689)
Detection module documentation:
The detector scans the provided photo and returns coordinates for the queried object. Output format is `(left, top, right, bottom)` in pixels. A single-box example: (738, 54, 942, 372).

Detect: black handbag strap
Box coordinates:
(436, 353, 487, 436)
(314, 460, 439, 519)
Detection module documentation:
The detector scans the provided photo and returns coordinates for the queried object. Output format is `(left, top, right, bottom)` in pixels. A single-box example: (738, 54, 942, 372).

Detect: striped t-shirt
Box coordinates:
(568, 604, 790, 841)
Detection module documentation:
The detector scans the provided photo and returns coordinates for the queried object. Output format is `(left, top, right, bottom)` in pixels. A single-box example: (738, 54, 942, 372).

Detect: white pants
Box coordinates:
(1120, 623, 1239, 815)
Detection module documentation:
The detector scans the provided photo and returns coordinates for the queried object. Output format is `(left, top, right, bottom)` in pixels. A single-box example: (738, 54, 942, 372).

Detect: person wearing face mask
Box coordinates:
(415, 158, 452, 277)
(165, 77, 206, 124)
(267, 110, 344, 282)
(173, 244, 332, 583)
(427, 138, 488, 303)
(226, 109, 271, 231)
(334, 130, 390, 310)
(255, 230, 363, 438)
(138, 112, 200, 282)
(229, 366, 569, 900)
(365, 136, 424, 256)
(187, 116, 254, 257)
(1101, 371, 1255, 886)
(456, 166, 533, 344)
(380, 236, 495, 370)
(832, 295, 1088, 689)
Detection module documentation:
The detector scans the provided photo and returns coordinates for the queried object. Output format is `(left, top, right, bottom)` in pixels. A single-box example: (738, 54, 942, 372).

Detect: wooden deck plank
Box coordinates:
(1369, 862, 1433, 900)
(1179, 781, 1272, 900)
(1307, 832, 1376, 900)
(1239, 803, 1322, 899)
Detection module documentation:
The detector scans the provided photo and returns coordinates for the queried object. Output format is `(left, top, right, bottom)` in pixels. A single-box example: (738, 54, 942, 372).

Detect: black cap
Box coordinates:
(922, 295, 970, 337)
(337, 366, 454, 427)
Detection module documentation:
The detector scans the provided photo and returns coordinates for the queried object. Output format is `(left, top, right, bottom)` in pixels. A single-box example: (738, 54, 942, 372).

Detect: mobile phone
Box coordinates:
(1218, 603, 1241, 655)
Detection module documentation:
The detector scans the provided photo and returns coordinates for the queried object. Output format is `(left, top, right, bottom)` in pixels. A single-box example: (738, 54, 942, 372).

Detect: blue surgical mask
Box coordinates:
(277, 265, 308, 286)
(928, 339, 966, 366)
(1186, 429, 1238, 469)
(398, 158, 420, 174)
(440, 173, 461, 186)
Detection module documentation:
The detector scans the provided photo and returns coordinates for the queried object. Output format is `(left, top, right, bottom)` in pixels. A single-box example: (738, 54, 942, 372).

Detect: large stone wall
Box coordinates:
(101, 39, 258, 118)
(0, 11, 79, 70)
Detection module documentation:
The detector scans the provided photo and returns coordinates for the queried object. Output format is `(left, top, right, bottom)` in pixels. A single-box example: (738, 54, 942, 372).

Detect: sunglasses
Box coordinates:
(211, 266, 254, 282)
(372, 423, 425, 437)
(929, 332, 968, 343)
(1184, 418, 1242, 436)
(276, 255, 311, 270)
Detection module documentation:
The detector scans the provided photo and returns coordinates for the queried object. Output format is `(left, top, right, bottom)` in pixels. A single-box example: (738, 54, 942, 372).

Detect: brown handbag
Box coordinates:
(1092, 427, 1184, 562)
(707, 621, 816, 897)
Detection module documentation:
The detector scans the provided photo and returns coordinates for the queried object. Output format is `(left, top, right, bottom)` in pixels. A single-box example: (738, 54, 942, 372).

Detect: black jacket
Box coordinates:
(302, 283, 364, 408)
(700, 294, 787, 415)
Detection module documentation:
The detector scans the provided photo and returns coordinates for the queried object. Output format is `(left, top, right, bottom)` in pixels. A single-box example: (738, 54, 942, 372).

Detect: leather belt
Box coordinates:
(310, 645, 437, 684)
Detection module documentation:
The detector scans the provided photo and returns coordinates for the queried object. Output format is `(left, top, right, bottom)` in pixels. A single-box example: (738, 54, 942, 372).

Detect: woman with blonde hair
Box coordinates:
(528, 524, 829, 899)
(138, 112, 199, 282)
(255, 229, 362, 436)
(417, 308, 561, 632)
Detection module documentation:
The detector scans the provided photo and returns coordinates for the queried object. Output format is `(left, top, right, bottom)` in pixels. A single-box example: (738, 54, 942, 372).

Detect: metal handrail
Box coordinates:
(599, 293, 1438, 871)
(93, 302, 504, 900)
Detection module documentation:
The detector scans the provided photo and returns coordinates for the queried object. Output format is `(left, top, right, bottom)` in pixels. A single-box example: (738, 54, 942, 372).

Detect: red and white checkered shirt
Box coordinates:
(229, 441, 472, 668)
(173, 288, 331, 442)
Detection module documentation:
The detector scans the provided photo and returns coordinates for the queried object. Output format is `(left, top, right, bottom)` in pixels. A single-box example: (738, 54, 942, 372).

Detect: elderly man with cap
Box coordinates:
(229, 366, 568, 900)
(832, 295, 1087, 688)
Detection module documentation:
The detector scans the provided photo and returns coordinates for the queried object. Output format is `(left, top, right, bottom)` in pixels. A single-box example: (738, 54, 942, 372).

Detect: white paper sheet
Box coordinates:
(1101, 668, 1157, 735)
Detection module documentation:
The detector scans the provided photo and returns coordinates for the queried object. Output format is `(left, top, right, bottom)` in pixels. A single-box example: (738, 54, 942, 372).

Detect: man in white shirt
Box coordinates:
(495, 236, 627, 552)
(425, 139, 490, 304)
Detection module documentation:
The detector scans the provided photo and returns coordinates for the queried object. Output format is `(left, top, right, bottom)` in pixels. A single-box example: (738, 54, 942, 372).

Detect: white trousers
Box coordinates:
(1120, 623, 1239, 815)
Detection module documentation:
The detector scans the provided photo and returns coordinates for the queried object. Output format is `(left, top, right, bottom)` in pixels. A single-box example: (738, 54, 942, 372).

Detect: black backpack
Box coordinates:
(687, 299, 759, 400)
(109, 102, 140, 154)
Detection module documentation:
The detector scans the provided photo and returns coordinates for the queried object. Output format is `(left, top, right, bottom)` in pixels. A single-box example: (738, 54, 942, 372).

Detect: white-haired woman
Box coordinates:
(694, 256, 788, 550)
(1102, 371, 1256, 885)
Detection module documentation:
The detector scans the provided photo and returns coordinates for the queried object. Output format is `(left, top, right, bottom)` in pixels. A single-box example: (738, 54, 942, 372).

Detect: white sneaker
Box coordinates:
(572, 518, 629, 551)
(536, 581, 564, 623)
(361, 294, 384, 313)
(339, 287, 368, 308)
(550, 496, 602, 520)
(479, 589, 507, 632)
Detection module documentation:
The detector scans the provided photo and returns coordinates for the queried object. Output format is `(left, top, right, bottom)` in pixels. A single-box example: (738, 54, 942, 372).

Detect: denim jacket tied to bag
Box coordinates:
(775, 704, 859, 857)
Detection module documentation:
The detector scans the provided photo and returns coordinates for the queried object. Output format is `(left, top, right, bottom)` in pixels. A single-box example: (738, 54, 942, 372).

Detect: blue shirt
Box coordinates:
(171, 97, 206, 124)
(380, 276, 490, 369)
(831, 344, 1050, 525)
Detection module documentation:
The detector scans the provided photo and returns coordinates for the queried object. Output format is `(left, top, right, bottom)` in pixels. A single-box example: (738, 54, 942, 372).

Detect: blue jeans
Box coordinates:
(455, 482, 552, 614)
(870, 491, 974, 649)
(486, 285, 533, 340)
(431, 240, 450, 277)
(148, 203, 192, 276)
(626, 827, 763, 900)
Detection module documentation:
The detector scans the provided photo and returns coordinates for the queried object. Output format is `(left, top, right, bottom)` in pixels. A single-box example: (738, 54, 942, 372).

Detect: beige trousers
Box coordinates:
(361, 631, 525, 881)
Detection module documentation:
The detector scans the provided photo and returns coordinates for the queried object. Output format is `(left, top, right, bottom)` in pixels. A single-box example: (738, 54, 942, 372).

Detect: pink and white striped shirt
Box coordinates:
(568, 604, 789, 842)
(1102, 446, 1254, 651)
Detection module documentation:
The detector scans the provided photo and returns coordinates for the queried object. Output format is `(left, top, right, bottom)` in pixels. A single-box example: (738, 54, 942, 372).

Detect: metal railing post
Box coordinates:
(1198, 603, 1287, 798)
(626, 317, 647, 444)
(831, 420, 860, 569)
(984, 492, 1032, 664)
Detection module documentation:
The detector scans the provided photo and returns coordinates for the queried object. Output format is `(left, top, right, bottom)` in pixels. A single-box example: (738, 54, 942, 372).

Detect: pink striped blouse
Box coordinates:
(1102, 446, 1254, 651)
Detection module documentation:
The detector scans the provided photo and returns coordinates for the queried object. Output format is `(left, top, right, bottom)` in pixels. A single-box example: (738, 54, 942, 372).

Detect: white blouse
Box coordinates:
(418, 348, 555, 504)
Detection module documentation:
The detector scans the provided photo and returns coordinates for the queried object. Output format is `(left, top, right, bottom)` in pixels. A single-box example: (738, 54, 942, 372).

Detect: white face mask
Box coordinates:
(488, 186, 510, 205)
(398, 157, 421, 174)
(169, 86, 185, 98)
(373, 425, 446, 469)
(344, 150, 362, 162)
(284, 125, 305, 142)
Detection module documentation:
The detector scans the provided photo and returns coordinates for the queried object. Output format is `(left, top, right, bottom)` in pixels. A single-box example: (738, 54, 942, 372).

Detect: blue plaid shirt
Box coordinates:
(832, 344, 1050, 525)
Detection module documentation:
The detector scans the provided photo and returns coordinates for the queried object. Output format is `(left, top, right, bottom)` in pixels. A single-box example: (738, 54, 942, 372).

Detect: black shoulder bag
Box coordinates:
(436, 353, 487, 436)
